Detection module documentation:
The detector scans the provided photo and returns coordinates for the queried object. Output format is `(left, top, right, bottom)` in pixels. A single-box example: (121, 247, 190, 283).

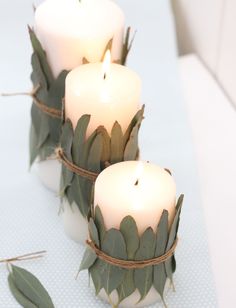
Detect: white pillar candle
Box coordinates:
(35, 0, 125, 77)
(95, 161, 176, 234)
(94, 161, 176, 307)
(65, 52, 141, 136)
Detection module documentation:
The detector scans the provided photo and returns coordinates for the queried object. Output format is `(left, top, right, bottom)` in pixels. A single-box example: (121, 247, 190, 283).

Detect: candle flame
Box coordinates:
(134, 162, 144, 186)
(102, 50, 111, 80)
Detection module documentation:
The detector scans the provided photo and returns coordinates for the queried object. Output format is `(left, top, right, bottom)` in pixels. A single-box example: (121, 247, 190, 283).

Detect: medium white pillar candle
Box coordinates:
(94, 161, 176, 307)
(95, 161, 176, 234)
(35, 0, 125, 77)
(65, 52, 141, 136)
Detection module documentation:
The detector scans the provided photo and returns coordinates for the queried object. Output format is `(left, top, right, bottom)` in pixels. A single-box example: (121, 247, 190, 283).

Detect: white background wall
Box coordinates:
(172, 0, 236, 106)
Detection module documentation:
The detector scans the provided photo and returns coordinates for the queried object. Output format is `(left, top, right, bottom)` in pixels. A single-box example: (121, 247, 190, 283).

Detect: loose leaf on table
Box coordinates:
(153, 210, 169, 298)
(79, 248, 97, 273)
(165, 195, 184, 280)
(110, 121, 124, 164)
(134, 227, 156, 302)
(100, 229, 127, 295)
(8, 275, 37, 308)
(9, 265, 54, 308)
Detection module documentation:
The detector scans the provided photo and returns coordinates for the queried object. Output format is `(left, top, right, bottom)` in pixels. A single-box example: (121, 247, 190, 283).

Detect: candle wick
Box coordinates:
(134, 179, 139, 186)
(103, 73, 107, 80)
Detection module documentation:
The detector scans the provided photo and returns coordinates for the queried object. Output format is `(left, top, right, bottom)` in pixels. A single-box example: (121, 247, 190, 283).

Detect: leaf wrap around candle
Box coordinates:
(29, 27, 135, 166)
(59, 106, 144, 218)
(79, 195, 183, 307)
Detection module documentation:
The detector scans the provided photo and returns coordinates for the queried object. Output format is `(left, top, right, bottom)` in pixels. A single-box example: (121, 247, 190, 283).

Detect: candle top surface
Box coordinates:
(95, 161, 176, 214)
(66, 62, 141, 95)
(35, 0, 125, 38)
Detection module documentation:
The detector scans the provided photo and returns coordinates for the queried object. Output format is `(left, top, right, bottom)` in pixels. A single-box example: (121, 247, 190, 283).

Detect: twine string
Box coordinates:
(86, 238, 178, 269)
(56, 148, 99, 182)
(1, 84, 62, 119)
(0, 250, 47, 264)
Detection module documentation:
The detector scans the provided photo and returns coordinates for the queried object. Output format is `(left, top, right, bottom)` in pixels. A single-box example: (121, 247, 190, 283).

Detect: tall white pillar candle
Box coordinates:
(65, 52, 141, 136)
(94, 161, 177, 307)
(35, 0, 125, 77)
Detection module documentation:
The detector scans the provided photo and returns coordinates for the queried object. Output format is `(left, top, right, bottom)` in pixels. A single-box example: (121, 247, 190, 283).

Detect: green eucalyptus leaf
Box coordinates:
(89, 218, 100, 247)
(29, 124, 38, 167)
(165, 196, 183, 280)
(100, 229, 127, 295)
(80, 130, 97, 168)
(31, 103, 42, 136)
(117, 270, 135, 304)
(97, 126, 110, 168)
(82, 57, 90, 64)
(8, 274, 37, 308)
(124, 125, 139, 161)
(31, 52, 48, 101)
(123, 106, 144, 148)
(94, 206, 106, 244)
(38, 136, 55, 161)
(121, 27, 131, 66)
(47, 70, 68, 109)
(70, 175, 90, 217)
(87, 133, 103, 173)
(102, 38, 113, 59)
(153, 210, 169, 298)
(10, 265, 54, 308)
(37, 114, 50, 150)
(72, 115, 91, 166)
(60, 120, 74, 192)
(28, 26, 54, 87)
(111, 121, 124, 164)
(134, 227, 156, 302)
(90, 259, 103, 295)
(79, 247, 97, 272)
(120, 216, 139, 259)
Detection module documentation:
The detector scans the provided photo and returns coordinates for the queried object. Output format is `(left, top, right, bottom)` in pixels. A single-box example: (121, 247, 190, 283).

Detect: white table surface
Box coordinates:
(0, 1, 217, 307)
(179, 54, 236, 308)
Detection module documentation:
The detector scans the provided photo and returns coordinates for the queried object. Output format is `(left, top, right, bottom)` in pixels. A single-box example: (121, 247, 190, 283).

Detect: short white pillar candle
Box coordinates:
(94, 161, 176, 307)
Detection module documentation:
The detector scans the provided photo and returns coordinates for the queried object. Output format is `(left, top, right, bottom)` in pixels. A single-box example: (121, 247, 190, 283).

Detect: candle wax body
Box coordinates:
(35, 0, 125, 77)
(61, 199, 88, 244)
(37, 159, 61, 192)
(65, 63, 141, 136)
(94, 161, 176, 235)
